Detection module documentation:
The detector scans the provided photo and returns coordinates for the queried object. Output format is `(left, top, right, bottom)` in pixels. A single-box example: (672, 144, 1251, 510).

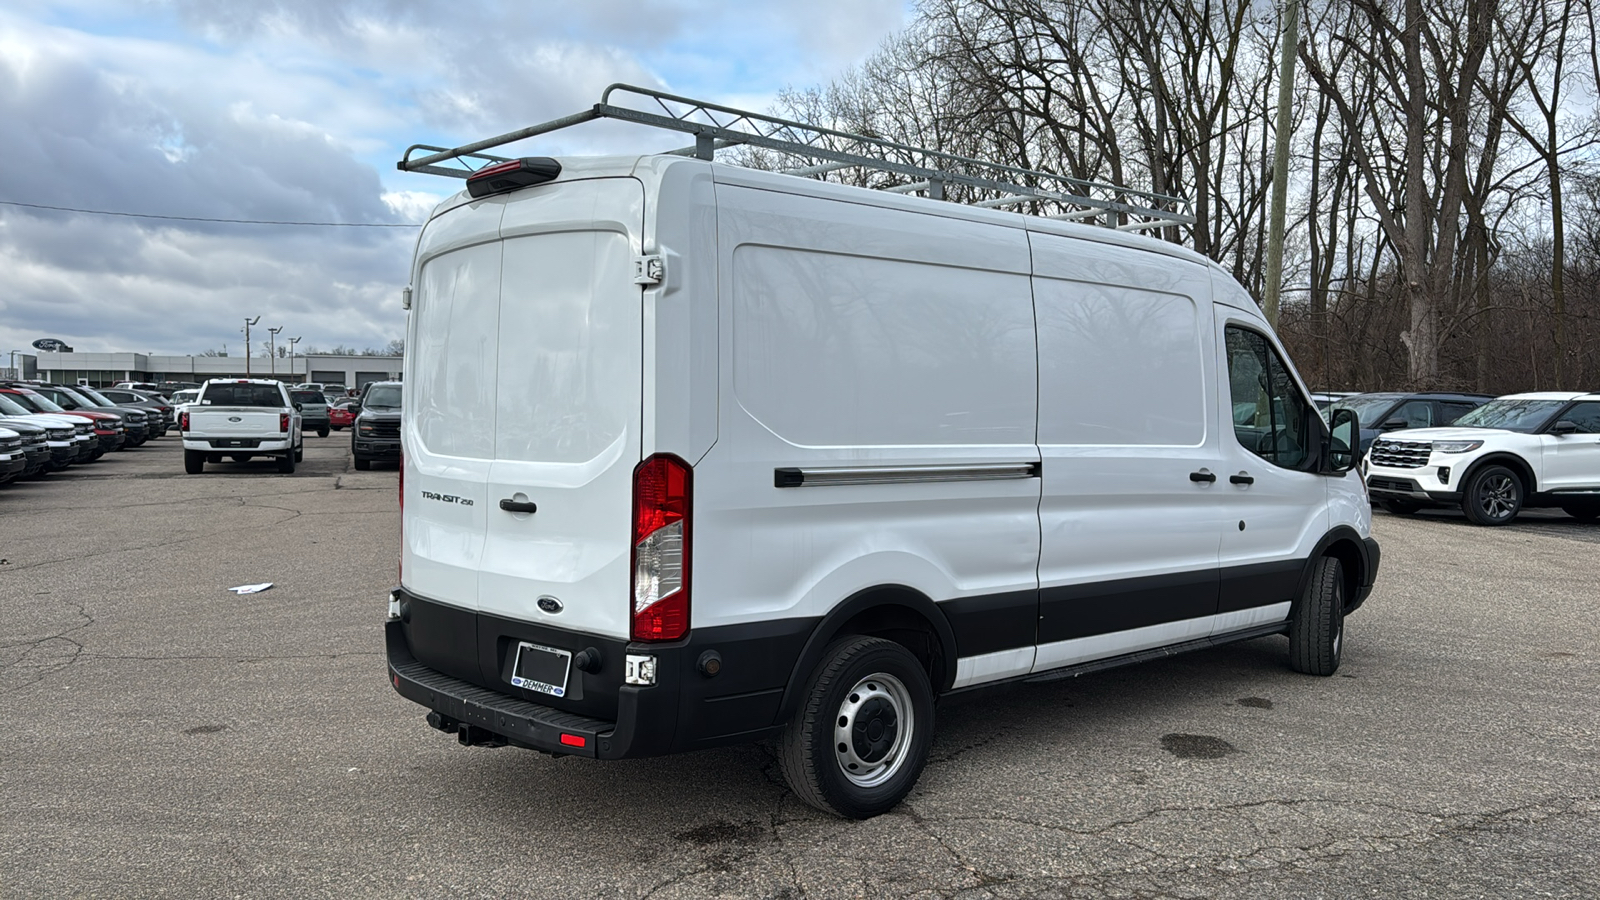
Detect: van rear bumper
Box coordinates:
(385, 618, 678, 759)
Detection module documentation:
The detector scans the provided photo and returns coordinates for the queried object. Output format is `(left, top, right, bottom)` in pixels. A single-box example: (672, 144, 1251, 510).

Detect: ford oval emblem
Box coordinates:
(536, 596, 563, 614)
(228, 416, 242, 422)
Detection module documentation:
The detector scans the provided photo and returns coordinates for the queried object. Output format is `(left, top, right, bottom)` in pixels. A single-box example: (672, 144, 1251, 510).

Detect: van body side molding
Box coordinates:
(774, 462, 1040, 488)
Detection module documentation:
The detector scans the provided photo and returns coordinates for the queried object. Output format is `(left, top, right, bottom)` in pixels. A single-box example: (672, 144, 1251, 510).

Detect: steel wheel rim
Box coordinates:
(1478, 474, 1517, 519)
(833, 673, 914, 788)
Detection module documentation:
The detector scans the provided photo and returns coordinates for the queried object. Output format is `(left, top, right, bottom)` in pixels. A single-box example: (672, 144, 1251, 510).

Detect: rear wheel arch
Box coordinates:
(775, 585, 958, 726)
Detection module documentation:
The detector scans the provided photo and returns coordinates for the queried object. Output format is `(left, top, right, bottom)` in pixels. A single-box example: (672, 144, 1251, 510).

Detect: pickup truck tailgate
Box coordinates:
(190, 408, 281, 435)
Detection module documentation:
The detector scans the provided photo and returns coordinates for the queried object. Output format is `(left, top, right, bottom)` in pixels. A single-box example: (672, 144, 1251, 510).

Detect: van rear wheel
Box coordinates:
(779, 636, 934, 819)
(1289, 556, 1344, 676)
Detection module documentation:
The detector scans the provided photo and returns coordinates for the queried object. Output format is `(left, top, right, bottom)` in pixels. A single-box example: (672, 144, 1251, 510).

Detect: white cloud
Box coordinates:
(0, 1, 908, 356)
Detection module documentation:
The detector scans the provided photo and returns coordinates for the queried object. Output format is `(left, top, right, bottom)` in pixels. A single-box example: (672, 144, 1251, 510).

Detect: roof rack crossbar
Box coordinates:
(398, 84, 1193, 231)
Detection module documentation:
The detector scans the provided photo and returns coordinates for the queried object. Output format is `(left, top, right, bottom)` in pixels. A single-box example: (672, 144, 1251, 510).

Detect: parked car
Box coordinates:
(113, 381, 162, 393)
(0, 427, 27, 484)
(0, 392, 89, 469)
(91, 388, 175, 435)
(289, 390, 331, 437)
(328, 399, 356, 431)
(384, 149, 1378, 820)
(1331, 391, 1492, 456)
(292, 382, 326, 392)
(182, 379, 303, 473)
(351, 382, 400, 469)
(156, 381, 202, 398)
(18, 383, 151, 445)
(1365, 391, 1600, 524)
(169, 389, 200, 427)
(0, 387, 121, 456)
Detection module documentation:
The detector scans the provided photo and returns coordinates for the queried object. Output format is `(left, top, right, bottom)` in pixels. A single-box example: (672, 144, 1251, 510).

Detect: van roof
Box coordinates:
(426, 153, 1213, 271)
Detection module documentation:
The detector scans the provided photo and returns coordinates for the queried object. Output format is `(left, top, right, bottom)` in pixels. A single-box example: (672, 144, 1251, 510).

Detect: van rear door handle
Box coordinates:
(1189, 470, 1216, 483)
(498, 499, 538, 514)
(1230, 473, 1255, 485)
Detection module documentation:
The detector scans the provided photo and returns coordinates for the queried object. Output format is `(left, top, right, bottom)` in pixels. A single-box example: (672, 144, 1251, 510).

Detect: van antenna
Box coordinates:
(397, 83, 1193, 234)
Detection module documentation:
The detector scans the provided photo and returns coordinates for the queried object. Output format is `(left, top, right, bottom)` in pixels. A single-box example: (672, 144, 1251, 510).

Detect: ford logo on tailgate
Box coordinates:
(536, 596, 563, 614)
(228, 416, 242, 422)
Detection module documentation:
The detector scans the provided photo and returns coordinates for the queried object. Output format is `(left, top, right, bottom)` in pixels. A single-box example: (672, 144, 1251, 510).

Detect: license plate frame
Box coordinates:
(510, 641, 572, 698)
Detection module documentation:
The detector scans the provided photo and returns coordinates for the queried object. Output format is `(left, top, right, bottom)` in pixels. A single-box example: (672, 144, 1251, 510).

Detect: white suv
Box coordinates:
(1365, 391, 1600, 525)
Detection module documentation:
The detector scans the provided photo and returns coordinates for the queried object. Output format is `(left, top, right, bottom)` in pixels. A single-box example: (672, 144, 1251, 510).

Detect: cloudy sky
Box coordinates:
(0, 0, 909, 359)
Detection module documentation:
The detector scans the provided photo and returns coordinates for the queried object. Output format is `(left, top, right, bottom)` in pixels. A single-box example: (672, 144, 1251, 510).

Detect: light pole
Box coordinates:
(288, 337, 301, 381)
(1262, 0, 1300, 329)
(242, 316, 260, 377)
(268, 326, 283, 378)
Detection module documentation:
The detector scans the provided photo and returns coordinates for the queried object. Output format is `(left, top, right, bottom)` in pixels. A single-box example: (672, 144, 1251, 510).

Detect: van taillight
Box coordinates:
(279, 412, 289, 432)
(631, 454, 691, 642)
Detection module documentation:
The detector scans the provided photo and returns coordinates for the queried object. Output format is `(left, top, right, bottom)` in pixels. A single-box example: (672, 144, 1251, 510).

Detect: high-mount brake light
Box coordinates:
(631, 454, 691, 642)
(465, 157, 562, 199)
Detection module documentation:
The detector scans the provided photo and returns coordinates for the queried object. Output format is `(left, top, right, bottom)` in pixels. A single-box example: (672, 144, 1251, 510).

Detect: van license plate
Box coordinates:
(510, 642, 571, 697)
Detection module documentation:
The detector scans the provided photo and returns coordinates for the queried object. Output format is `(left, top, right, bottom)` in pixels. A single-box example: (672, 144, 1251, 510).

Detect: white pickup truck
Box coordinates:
(181, 379, 303, 474)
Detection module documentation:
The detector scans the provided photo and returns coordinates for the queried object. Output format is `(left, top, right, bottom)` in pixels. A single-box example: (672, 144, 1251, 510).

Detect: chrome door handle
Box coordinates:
(1190, 470, 1216, 483)
(498, 499, 537, 514)
(1230, 473, 1255, 485)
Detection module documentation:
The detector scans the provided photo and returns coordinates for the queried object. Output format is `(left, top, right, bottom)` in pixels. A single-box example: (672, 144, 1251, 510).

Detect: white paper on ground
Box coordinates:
(228, 583, 274, 594)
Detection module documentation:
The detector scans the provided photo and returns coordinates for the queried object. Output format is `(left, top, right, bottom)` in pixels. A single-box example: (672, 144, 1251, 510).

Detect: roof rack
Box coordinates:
(398, 84, 1193, 234)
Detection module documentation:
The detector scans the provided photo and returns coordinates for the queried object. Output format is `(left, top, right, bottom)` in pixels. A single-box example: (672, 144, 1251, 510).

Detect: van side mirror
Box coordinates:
(1550, 420, 1579, 436)
(1327, 409, 1359, 473)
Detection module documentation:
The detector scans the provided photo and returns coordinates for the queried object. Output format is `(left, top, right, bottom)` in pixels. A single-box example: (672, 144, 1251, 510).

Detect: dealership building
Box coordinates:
(19, 351, 402, 390)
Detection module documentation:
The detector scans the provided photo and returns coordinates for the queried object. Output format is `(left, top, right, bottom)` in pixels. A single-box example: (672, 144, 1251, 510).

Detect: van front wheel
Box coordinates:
(1289, 556, 1344, 676)
(779, 636, 934, 819)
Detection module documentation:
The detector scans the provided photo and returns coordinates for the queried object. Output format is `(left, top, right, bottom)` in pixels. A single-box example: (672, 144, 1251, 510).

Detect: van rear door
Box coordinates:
(405, 177, 645, 643)
(477, 180, 644, 640)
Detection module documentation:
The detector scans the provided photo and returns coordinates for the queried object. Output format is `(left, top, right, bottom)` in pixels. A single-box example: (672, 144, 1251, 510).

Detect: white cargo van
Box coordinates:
(388, 87, 1379, 819)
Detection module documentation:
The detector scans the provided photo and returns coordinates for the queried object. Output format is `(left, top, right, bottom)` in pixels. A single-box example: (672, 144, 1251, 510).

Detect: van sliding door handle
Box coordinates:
(1189, 470, 1216, 483)
(498, 499, 538, 514)
(1230, 473, 1255, 485)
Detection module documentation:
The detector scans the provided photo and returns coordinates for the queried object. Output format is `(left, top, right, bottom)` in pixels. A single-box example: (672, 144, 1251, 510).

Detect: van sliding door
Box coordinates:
(1029, 234, 1224, 673)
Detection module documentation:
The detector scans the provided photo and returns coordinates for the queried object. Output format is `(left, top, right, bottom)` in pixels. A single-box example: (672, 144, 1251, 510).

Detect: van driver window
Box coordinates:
(1225, 325, 1313, 469)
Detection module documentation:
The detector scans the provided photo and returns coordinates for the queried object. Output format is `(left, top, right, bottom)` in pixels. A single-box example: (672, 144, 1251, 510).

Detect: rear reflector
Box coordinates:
(466, 157, 562, 198)
(559, 733, 586, 748)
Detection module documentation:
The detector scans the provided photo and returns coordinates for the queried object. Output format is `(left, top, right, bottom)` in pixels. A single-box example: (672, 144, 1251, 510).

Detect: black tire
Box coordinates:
(1560, 501, 1600, 522)
(208, 453, 224, 463)
(331, 425, 343, 432)
(778, 636, 935, 819)
(353, 457, 371, 471)
(294, 444, 304, 462)
(183, 449, 204, 474)
(1381, 499, 1421, 515)
(1289, 556, 1344, 676)
(277, 452, 295, 474)
(317, 427, 329, 438)
(1461, 464, 1523, 526)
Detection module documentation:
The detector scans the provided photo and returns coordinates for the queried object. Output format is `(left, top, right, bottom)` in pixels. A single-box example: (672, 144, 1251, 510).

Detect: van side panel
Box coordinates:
(1028, 232, 1225, 673)
(695, 182, 1042, 684)
(635, 159, 719, 465)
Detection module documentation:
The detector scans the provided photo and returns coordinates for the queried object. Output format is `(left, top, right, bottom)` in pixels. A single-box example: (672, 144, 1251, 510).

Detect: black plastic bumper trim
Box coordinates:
(387, 620, 614, 758)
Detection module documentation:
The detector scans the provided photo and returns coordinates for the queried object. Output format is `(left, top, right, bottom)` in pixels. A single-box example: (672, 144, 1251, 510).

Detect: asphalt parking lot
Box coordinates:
(3, 436, 1597, 899)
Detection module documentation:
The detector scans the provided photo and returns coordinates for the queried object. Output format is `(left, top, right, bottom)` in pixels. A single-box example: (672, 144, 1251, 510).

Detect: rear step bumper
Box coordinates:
(385, 619, 674, 759)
